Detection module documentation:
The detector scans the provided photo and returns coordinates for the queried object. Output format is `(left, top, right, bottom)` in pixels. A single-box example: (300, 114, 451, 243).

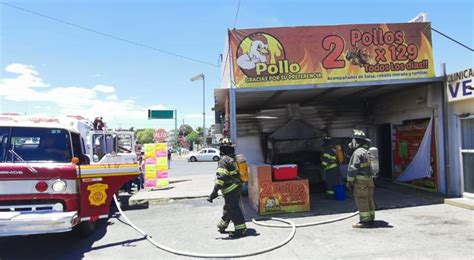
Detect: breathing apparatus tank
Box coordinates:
(351, 129, 379, 177)
(335, 144, 344, 164)
(368, 147, 379, 177)
(235, 154, 249, 182)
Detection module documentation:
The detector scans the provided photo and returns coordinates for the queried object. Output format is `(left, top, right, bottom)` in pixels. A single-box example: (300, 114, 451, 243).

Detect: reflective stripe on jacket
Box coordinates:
(214, 155, 241, 194)
(321, 147, 339, 172)
(348, 147, 372, 181)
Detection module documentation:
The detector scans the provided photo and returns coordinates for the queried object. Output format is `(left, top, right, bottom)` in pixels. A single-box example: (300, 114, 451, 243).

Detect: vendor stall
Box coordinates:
(215, 22, 449, 214)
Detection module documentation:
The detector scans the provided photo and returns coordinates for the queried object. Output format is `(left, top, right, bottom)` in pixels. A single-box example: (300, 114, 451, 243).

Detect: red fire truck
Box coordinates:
(0, 115, 139, 237)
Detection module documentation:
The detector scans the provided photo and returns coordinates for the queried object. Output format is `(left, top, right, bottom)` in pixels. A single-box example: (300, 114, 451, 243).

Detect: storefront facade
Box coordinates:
(215, 22, 453, 197)
(446, 67, 474, 197)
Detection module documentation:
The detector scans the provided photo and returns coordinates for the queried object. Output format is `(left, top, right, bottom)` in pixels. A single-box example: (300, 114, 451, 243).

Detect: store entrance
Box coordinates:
(377, 124, 393, 179)
(461, 117, 474, 194)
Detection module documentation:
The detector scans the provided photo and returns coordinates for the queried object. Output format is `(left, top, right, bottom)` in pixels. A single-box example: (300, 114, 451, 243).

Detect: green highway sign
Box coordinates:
(148, 110, 174, 119)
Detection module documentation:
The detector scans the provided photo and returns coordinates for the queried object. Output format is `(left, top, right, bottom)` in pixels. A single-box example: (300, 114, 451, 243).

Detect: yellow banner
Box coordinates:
(156, 157, 168, 167)
(144, 143, 155, 158)
(229, 23, 435, 88)
(155, 143, 167, 152)
(156, 179, 169, 188)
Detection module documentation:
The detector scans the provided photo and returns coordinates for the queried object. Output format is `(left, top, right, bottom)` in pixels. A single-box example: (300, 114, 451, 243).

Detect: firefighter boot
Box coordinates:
(217, 219, 229, 234)
(324, 190, 335, 200)
(352, 222, 372, 228)
(229, 229, 247, 238)
(229, 224, 247, 238)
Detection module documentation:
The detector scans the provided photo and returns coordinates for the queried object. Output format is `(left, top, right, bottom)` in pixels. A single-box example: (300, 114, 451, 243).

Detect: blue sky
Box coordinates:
(1, 0, 472, 130)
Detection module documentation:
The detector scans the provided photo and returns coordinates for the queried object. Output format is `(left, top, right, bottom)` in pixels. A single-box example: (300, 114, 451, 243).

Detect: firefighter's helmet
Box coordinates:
(322, 135, 332, 146)
(349, 129, 370, 149)
(352, 129, 370, 142)
(219, 138, 234, 156)
(220, 138, 232, 145)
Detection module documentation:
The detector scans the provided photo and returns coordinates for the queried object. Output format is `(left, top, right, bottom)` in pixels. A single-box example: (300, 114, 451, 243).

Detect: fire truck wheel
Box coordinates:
(76, 220, 99, 238)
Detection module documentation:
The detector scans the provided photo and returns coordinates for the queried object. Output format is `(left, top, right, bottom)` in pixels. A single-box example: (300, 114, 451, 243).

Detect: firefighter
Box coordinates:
(93, 117, 105, 130)
(321, 136, 343, 199)
(207, 138, 247, 238)
(347, 130, 375, 228)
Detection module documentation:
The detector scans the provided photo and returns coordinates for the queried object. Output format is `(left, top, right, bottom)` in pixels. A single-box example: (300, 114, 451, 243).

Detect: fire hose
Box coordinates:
(113, 194, 357, 258)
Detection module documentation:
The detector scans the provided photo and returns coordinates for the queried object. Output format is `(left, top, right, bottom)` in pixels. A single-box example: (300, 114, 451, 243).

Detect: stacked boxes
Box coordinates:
(248, 163, 310, 215)
(143, 143, 169, 189)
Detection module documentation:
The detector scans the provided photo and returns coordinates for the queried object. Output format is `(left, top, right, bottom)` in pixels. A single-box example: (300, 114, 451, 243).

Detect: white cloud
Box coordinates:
(185, 113, 214, 119)
(106, 94, 118, 101)
(0, 63, 161, 127)
(93, 84, 115, 93)
(148, 104, 167, 110)
(0, 64, 49, 98)
(6, 63, 39, 76)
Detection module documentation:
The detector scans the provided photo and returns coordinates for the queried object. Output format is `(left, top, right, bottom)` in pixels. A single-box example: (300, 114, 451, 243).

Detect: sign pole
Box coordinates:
(174, 109, 178, 149)
(202, 75, 206, 146)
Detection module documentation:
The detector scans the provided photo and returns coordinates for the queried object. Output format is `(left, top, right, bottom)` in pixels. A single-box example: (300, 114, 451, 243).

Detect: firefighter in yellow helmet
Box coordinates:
(347, 130, 375, 228)
(207, 138, 247, 238)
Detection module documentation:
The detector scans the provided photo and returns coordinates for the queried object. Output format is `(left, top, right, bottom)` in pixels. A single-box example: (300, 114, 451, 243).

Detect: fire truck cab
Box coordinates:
(63, 115, 137, 165)
(0, 115, 138, 237)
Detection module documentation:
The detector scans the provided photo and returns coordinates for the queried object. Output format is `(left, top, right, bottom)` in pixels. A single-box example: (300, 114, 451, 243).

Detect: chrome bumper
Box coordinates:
(0, 211, 78, 237)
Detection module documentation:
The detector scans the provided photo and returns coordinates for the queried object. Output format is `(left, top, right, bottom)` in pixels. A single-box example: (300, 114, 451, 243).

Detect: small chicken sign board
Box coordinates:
(447, 67, 473, 102)
(228, 22, 434, 88)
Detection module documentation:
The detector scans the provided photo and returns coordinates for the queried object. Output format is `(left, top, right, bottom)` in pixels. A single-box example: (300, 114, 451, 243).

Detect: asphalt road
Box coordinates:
(168, 157, 217, 177)
(1, 159, 473, 259)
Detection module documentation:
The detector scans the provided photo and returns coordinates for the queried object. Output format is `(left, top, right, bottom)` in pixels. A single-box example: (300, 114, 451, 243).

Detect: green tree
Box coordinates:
(196, 126, 208, 145)
(179, 124, 194, 136)
(196, 127, 203, 137)
(135, 128, 154, 144)
(186, 130, 202, 145)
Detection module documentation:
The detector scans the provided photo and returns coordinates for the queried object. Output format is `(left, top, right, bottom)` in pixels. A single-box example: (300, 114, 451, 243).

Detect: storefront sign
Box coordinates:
(248, 163, 310, 215)
(259, 180, 310, 215)
(229, 22, 434, 88)
(447, 67, 473, 102)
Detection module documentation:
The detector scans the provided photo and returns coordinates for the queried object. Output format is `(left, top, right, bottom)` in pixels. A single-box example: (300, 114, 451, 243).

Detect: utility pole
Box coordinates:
(191, 73, 206, 145)
(174, 109, 178, 149)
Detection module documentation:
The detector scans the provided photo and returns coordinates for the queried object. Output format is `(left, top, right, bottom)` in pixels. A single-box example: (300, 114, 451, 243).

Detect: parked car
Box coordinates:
(187, 148, 220, 162)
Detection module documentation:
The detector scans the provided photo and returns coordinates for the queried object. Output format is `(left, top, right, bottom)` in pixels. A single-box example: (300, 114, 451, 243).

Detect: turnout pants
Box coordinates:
(353, 178, 375, 223)
(218, 186, 246, 231)
(323, 167, 343, 196)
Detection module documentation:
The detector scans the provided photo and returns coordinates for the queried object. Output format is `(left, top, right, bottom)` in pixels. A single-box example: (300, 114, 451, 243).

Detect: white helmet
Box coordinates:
(349, 129, 370, 149)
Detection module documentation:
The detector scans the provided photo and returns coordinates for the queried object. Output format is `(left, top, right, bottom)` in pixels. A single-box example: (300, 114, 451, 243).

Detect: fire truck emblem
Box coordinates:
(87, 183, 109, 206)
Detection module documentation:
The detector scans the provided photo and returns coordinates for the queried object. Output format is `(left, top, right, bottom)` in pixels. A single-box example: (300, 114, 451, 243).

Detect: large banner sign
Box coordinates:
(229, 23, 435, 88)
(447, 67, 473, 102)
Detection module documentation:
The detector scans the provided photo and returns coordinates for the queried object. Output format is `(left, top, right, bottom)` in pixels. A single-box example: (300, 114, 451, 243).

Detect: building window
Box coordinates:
(461, 118, 474, 194)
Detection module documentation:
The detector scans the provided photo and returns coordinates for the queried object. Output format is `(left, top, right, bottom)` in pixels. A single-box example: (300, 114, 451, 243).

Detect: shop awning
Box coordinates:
(214, 77, 445, 113)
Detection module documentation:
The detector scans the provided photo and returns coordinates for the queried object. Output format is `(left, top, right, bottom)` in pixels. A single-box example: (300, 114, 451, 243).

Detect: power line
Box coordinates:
(432, 27, 473, 52)
(1, 2, 219, 68)
(232, 0, 241, 29)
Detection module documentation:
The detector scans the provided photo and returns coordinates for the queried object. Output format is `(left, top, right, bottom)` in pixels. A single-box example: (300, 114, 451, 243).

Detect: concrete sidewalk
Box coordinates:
(95, 197, 473, 259)
(445, 197, 474, 210)
(129, 174, 214, 204)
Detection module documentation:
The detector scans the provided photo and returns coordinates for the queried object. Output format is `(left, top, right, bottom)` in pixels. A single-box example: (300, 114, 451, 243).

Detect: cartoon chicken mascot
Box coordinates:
(236, 40, 269, 70)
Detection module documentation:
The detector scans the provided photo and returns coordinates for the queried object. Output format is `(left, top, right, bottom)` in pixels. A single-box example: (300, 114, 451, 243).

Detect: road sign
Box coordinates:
(154, 128, 168, 142)
(148, 110, 174, 119)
